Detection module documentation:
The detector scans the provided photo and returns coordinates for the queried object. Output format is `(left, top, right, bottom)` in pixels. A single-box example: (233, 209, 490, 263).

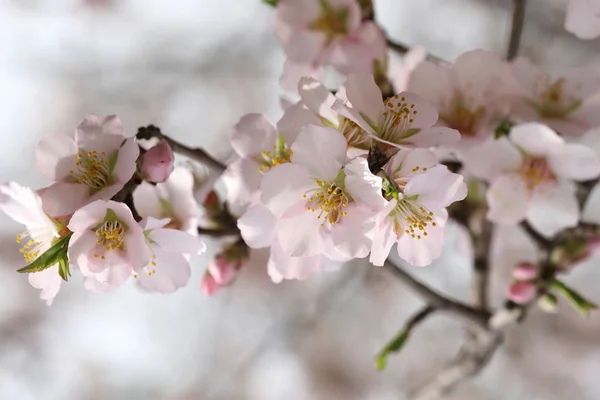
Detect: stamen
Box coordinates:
(303, 181, 350, 226)
(95, 220, 125, 251)
(71, 151, 110, 190)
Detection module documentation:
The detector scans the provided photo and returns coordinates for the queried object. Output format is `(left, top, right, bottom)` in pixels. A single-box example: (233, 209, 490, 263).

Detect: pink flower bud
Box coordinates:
(141, 139, 174, 183)
(507, 281, 537, 304)
(512, 263, 538, 281)
(200, 273, 219, 296)
(208, 254, 239, 286)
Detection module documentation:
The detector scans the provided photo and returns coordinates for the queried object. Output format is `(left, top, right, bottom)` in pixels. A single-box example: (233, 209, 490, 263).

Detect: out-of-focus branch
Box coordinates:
(383, 260, 490, 328)
(385, 37, 445, 64)
(506, 0, 527, 60)
(137, 125, 227, 174)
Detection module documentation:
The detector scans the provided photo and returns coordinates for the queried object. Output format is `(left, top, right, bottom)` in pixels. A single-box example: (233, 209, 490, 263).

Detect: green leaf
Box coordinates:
(375, 329, 410, 371)
(57, 256, 71, 282)
(262, 0, 278, 6)
(494, 118, 514, 139)
(549, 279, 598, 317)
(17, 233, 73, 274)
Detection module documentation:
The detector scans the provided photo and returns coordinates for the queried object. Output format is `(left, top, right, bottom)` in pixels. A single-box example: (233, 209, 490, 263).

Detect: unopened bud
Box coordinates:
(141, 139, 174, 182)
(203, 190, 220, 210)
(538, 293, 558, 313)
(200, 272, 219, 296)
(208, 254, 240, 286)
(507, 281, 537, 304)
(512, 263, 538, 281)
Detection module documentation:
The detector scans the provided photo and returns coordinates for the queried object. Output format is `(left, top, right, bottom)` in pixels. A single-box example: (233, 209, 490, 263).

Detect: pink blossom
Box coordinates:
(222, 107, 320, 206)
(506, 58, 600, 137)
(369, 149, 467, 267)
(36, 115, 139, 217)
(507, 281, 537, 304)
(67, 200, 150, 289)
(463, 123, 600, 237)
(140, 139, 174, 183)
(512, 263, 538, 281)
(200, 272, 219, 296)
(133, 166, 199, 235)
(388, 45, 427, 93)
(565, 0, 600, 39)
(408, 49, 509, 151)
(134, 217, 206, 294)
(208, 254, 241, 286)
(0, 182, 62, 305)
(260, 125, 384, 258)
(332, 74, 461, 149)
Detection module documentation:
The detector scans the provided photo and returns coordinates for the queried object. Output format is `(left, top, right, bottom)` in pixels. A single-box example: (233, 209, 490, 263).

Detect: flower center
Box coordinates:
(16, 233, 44, 264)
(378, 95, 419, 144)
(531, 78, 581, 119)
(258, 143, 293, 173)
(310, 0, 350, 45)
(389, 199, 436, 240)
(95, 220, 125, 251)
(440, 94, 486, 137)
(519, 157, 555, 190)
(70, 151, 110, 190)
(303, 179, 349, 226)
(339, 117, 370, 149)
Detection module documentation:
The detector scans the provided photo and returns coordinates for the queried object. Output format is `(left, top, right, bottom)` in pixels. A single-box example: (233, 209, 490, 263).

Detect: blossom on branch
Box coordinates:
(140, 139, 174, 183)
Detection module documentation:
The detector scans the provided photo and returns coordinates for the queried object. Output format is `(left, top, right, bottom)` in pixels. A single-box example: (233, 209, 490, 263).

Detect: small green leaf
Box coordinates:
(494, 118, 514, 139)
(375, 330, 410, 371)
(57, 256, 71, 282)
(17, 233, 72, 274)
(262, 0, 278, 6)
(549, 279, 598, 317)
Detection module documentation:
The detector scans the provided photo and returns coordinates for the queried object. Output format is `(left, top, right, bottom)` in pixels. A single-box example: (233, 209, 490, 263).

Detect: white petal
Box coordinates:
(297, 77, 339, 125)
(114, 137, 140, 184)
(404, 165, 466, 209)
(291, 125, 346, 181)
(344, 157, 385, 210)
(397, 220, 445, 267)
(222, 158, 263, 206)
(486, 174, 529, 224)
(133, 182, 162, 219)
(388, 148, 438, 179)
(261, 163, 314, 218)
(150, 228, 206, 255)
(548, 144, 600, 181)
(277, 202, 327, 257)
(135, 247, 190, 294)
(526, 180, 579, 238)
(461, 137, 522, 181)
(0, 182, 56, 234)
(28, 265, 62, 306)
(238, 203, 277, 249)
(565, 0, 600, 39)
(35, 134, 78, 181)
(267, 239, 322, 281)
(509, 123, 564, 156)
(229, 114, 277, 158)
(331, 204, 375, 259)
(276, 101, 322, 144)
(343, 73, 384, 125)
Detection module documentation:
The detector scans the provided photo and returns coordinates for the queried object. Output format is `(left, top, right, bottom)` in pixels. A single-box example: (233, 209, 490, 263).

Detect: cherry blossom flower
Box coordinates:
(36, 115, 139, 217)
(565, 0, 600, 39)
(332, 74, 461, 150)
(369, 149, 467, 267)
(134, 217, 206, 294)
(0, 182, 62, 305)
(507, 281, 536, 304)
(408, 49, 509, 151)
(140, 139, 174, 183)
(275, 0, 386, 90)
(260, 125, 384, 258)
(222, 106, 320, 206)
(67, 200, 150, 289)
(133, 166, 199, 235)
(512, 263, 538, 281)
(462, 123, 600, 237)
(387, 45, 427, 93)
(506, 58, 600, 137)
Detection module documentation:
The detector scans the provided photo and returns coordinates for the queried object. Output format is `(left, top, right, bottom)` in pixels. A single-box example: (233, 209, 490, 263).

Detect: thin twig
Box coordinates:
(137, 125, 227, 173)
(506, 0, 527, 60)
(385, 37, 446, 64)
(383, 260, 490, 328)
(470, 220, 492, 310)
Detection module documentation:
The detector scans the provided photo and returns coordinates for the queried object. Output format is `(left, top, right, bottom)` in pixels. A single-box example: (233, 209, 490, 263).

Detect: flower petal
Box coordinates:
(238, 203, 277, 249)
(397, 218, 445, 267)
(582, 181, 600, 224)
(290, 125, 346, 181)
(548, 144, 600, 181)
(35, 134, 78, 181)
(133, 182, 162, 220)
(509, 123, 564, 156)
(267, 239, 322, 281)
(276, 101, 322, 145)
(261, 163, 314, 218)
(297, 77, 340, 125)
(344, 157, 385, 210)
(28, 265, 62, 306)
(404, 165, 466, 209)
(399, 126, 461, 149)
(277, 201, 327, 257)
(135, 247, 190, 294)
(150, 228, 206, 255)
(230, 114, 277, 158)
(344, 73, 384, 125)
(461, 136, 522, 181)
(222, 158, 263, 206)
(486, 173, 529, 224)
(526, 180, 579, 238)
(331, 203, 375, 258)
(41, 182, 90, 217)
(114, 137, 140, 184)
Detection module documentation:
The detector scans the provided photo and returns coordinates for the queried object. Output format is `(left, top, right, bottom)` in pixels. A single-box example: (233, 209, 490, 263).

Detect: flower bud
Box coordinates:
(208, 254, 240, 286)
(200, 272, 219, 296)
(141, 139, 174, 183)
(507, 281, 537, 304)
(537, 293, 558, 313)
(512, 263, 538, 281)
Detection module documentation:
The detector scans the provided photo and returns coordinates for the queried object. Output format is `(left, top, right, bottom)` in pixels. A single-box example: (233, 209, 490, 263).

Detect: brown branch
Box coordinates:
(506, 0, 527, 60)
(385, 37, 446, 64)
(383, 260, 490, 328)
(136, 125, 226, 173)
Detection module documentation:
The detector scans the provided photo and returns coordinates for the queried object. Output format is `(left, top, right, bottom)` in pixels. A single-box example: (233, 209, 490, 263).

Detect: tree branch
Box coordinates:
(506, 0, 527, 60)
(383, 260, 490, 328)
(385, 37, 445, 64)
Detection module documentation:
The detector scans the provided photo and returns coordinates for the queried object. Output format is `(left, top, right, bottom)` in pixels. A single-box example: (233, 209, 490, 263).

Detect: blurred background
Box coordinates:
(1, 0, 600, 399)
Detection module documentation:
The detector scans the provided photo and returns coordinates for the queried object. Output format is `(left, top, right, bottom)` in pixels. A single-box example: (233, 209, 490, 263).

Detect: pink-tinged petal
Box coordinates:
(201, 273, 220, 296)
(142, 217, 170, 230)
(583, 181, 600, 224)
(279, 59, 324, 92)
(161, 167, 198, 229)
(277, 202, 327, 257)
(565, 0, 600, 39)
(291, 125, 346, 180)
(486, 174, 529, 224)
(106, 200, 139, 227)
(297, 77, 340, 125)
(548, 143, 600, 181)
(114, 137, 139, 184)
(150, 228, 206, 255)
(208, 255, 238, 286)
(408, 61, 454, 107)
(36, 134, 78, 181)
(276, 0, 320, 28)
(344, 73, 384, 125)
(136, 247, 190, 294)
(28, 265, 61, 306)
(76, 115, 125, 138)
(67, 231, 99, 276)
(390, 91, 440, 129)
(389, 45, 427, 93)
(453, 49, 503, 100)
(332, 99, 375, 135)
(400, 126, 461, 149)
(369, 200, 398, 266)
(510, 58, 547, 98)
(238, 203, 277, 249)
(404, 165, 466, 209)
(579, 127, 600, 157)
(512, 263, 538, 281)
(42, 182, 90, 218)
(276, 101, 322, 145)
(397, 220, 445, 267)
(461, 137, 523, 181)
(267, 239, 322, 281)
(230, 114, 277, 158)
(83, 277, 118, 294)
(331, 204, 375, 259)
(140, 139, 174, 183)
(124, 230, 151, 272)
(261, 163, 314, 217)
(76, 133, 124, 157)
(562, 66, 600, 99)
(526, 180, 579, 238)
(92, 252, 132, 286)
(507, 281, 536, 304)
(509, 123, 564, 156)
(222, 158, 263, 206)
(133, 182, 162, 219)
(86, 244, 110, 273)
(283, 30, 326, 63)
(87, 182, 124, 204)
(388, 148, 438, 178)
(344, 157, 385, 210)
(0, 182, 56, 233)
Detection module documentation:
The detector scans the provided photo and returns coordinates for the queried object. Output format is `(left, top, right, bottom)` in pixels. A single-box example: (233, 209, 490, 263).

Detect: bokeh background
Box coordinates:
(1, 0, 600, 399)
